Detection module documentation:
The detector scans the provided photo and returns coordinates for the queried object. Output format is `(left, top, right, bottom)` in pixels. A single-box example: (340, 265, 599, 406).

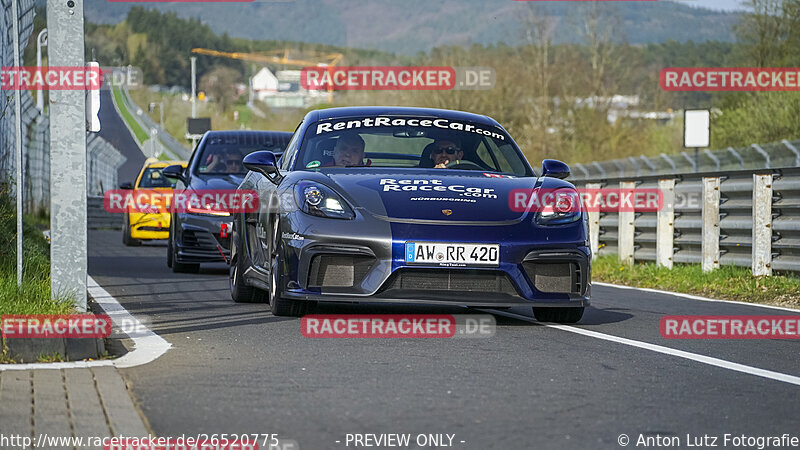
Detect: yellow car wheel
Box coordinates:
(122, 213, 142, 247)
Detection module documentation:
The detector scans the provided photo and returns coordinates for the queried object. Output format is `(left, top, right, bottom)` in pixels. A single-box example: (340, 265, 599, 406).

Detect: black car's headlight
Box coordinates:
(534, 188, 582, 225)
(294, 182, 354, 219)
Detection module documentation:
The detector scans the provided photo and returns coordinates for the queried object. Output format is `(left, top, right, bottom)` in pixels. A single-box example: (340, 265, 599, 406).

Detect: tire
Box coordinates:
(171, 238, 200, 273)
(122, 215, 141, 247)
(166, 238, 173, 268)
(532, 307, 584, 324)
(230, 255, 267, 303)
(268, 222, 312, 317)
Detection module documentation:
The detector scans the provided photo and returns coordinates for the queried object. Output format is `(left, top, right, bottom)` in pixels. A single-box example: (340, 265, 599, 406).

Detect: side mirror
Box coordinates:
(119, 181, 133, 190)
(162, 164, 186, 183)
(541, 159, 570, 179)
(243, 151, 282, 185)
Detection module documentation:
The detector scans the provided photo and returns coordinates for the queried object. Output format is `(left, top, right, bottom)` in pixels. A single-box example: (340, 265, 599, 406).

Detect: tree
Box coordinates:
(199, 66, 241, 112)
(734, 0, 800, 66)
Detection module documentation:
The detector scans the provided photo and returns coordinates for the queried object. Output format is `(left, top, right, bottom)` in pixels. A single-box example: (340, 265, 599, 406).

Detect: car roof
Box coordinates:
(143, 159, 187, 169)
(303, 106, 501, 128)
(204, 130, 293, 140)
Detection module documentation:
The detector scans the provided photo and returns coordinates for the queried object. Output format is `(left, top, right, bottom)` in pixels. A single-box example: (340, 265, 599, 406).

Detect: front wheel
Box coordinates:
(171, 237, 200, 273)
(122, 214, 141, 247)
(532, 307, 584, 324)
(230, 256, 266, 303)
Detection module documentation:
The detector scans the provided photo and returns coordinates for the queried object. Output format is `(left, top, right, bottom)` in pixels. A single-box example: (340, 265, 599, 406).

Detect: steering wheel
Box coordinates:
(445, 160, 484, 170)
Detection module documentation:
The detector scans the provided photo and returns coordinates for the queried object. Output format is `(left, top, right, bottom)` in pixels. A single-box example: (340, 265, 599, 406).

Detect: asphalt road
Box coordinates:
(97, 89, 146, 184)
(87, 230, 800, 450)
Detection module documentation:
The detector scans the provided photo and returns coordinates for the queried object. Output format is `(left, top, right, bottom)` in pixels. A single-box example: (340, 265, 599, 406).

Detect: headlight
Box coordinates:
(294, 182, 354, 219)
(534, 188, 581, 225)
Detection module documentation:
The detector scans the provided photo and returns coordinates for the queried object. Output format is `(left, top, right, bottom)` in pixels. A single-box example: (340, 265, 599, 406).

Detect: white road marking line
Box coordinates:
(0, 276, 171, 371)
(491, 310, 800, 387)
(594, 282, 800, 313)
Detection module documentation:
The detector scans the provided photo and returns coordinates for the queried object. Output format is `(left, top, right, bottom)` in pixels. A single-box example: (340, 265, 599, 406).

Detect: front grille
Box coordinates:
(181, 229, 219, 249)
(137, 226, 167, 232)
(382, 269, 518, 296)
(523, 262, 582, 294)
(308, 255, 375, 288)
(182, 230, 201, 248)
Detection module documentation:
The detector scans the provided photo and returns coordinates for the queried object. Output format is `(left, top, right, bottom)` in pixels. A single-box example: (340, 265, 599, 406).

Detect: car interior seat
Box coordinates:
(418, 143, 437, 168)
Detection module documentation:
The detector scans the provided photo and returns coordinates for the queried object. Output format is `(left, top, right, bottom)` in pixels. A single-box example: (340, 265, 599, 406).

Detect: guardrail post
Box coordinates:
(618, 181, 635, 266)
(657, 179, 675, 269)
(752, 174, 773, 276)
(701, 177, 720, 272)
(585, 183, 601, 260)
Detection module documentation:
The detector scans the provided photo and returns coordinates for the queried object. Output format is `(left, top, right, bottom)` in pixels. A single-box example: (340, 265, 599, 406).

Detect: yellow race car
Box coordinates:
(121, 158, 187, 246)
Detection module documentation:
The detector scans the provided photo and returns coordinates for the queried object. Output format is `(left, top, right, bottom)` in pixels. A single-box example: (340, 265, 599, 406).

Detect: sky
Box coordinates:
(676, 0, 747, 11)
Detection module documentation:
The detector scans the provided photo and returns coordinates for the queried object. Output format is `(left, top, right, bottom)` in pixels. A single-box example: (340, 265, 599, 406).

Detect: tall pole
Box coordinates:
(47, 0, 87, 310)
(12, 0, 23, 287)
(191, 56, 197, 148)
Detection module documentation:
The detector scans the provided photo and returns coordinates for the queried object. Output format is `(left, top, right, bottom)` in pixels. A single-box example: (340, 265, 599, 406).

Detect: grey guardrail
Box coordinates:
(120, 86, 192, 161)
(573, 166, 800, 274)
(88, 196, 122, 230)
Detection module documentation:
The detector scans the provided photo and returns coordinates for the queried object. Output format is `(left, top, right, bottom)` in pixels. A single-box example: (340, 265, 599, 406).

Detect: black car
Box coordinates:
(163, 130, 292, 273)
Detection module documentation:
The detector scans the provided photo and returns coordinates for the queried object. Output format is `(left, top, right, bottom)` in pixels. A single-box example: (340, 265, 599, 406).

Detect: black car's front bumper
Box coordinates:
(174, 214, 233, 264)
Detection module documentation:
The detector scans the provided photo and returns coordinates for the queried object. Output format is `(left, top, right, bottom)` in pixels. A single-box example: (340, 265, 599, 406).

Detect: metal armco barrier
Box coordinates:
(572, 166, 800, 275)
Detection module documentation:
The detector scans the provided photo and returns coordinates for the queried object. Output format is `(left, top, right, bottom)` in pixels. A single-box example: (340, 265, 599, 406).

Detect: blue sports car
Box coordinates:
(229, 107, 590, 322)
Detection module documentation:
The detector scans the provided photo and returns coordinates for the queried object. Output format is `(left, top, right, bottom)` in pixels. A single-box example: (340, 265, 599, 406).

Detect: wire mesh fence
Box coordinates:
(0, 0, 125, 213)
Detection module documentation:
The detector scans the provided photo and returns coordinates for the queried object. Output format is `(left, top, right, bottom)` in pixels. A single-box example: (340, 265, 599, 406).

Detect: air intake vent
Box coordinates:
(523, 262, 582, 294)
(308, 255, 374, 288)
(382, 269, 518, 296)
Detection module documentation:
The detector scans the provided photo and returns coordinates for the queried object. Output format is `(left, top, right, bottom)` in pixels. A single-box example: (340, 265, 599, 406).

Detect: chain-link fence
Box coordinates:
(1, 0, 125, 214)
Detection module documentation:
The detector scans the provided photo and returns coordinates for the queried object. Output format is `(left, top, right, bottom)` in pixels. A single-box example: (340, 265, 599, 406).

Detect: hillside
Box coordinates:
(82, 0, 740, 54)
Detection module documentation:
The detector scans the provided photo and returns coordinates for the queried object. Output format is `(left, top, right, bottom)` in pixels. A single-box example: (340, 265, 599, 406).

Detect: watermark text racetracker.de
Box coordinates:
(660, 316, 800, 339)
(103, 189, 259, 215)
(301, 66, 495, 91)
(616, 432, 800, 448)
(661, 67, 800, 91)
(301, 314, 495, 339)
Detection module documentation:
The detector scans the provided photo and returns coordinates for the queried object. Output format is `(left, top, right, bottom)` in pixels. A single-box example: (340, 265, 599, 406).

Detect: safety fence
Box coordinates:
(572, 166, 800, 275)
(570, 138, 800, 181)
(1, 1, 126, 213)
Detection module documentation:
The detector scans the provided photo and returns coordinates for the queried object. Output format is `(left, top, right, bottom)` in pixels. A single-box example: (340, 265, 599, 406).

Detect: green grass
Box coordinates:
(592, 254, 800, 309)
(112, 87, 150, 144)
(0, 185, 75, 317)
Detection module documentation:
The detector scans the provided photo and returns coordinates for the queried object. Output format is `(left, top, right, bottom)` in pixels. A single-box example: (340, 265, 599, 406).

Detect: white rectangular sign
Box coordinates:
(684, 109, 710, 148)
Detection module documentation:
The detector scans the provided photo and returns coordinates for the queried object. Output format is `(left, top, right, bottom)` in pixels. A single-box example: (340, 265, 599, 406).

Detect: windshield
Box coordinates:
(196, 135, 287, 175)
(297, 117, 531, 176)
(137, 167, 176, 188)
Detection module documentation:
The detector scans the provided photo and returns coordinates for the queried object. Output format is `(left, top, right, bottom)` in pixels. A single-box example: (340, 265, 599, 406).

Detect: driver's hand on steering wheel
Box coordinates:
(434, 159, 455, 169)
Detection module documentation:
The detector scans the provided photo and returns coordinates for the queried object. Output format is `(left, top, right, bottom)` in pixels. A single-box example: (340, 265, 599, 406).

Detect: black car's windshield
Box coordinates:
(297, 117, 531, 176)
(196, 135, 287, 175)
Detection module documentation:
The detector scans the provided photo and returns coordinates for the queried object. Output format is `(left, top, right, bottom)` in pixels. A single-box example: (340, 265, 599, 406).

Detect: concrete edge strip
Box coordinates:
(489, 309, 800, 388)
(0, 276, 171, 371)
(593, 281, 800, 313)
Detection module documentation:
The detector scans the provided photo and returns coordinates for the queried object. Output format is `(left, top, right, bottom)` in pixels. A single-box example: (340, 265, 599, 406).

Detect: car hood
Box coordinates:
(317, 169, 561, 223)
(190, 174, 246, 191)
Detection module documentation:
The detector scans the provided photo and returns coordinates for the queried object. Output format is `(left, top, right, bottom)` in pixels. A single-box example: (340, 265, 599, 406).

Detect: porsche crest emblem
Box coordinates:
(441, 209, 453, 216)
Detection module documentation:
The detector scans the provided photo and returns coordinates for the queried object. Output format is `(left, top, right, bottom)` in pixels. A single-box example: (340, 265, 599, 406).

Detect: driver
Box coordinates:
(325, 133, 367, 166)
(207, 149, 243, 173)
(430, 138, 464, 169)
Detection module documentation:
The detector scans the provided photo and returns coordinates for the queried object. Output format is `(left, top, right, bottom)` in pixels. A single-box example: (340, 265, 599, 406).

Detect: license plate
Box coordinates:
(405, 242, 499, 267)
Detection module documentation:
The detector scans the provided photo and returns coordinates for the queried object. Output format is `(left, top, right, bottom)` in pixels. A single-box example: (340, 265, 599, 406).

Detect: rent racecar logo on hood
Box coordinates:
(379, 178, 498, 199)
